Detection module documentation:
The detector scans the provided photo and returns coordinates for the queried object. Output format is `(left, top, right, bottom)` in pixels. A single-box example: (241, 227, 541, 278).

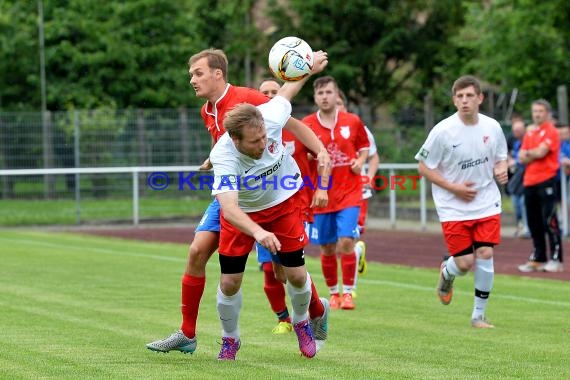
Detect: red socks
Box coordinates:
(321, 252, 357, 288)
(320, 254, 338, 287)
(308, 278, 325, 319)
(180, 274, 205, 338)
(341, 253, 357, 286)
(262, 262, 289, 321)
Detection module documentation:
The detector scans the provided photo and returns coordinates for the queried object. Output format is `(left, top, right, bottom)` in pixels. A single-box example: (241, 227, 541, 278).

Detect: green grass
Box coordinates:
(0, 197, 211, 226)
(1, 230, 569, 379)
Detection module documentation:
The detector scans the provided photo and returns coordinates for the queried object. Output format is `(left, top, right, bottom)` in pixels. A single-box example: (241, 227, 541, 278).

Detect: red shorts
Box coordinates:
(357, 198, 369, 234)
(441, 214, 501, 255)
(219, 194, 308, 257)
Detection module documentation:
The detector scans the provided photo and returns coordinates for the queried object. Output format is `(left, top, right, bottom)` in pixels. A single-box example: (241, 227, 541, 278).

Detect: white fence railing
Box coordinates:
(3, 164, 567, 234)
(0, 164, 429, 228)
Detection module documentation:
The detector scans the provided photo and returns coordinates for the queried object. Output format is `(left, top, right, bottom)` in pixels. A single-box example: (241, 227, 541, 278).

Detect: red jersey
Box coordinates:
(201, 84, 269, 143)
(302, 110, 370, 213)
(521, 121, 560, 186)
(282, 129, 317, 223)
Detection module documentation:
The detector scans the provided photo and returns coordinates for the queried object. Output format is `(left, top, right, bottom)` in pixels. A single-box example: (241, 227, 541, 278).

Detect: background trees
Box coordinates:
(0, 0, 569, 121)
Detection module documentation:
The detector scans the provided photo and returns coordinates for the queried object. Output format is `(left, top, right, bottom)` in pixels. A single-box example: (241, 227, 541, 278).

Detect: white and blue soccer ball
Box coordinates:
(268, 36, 314, 82)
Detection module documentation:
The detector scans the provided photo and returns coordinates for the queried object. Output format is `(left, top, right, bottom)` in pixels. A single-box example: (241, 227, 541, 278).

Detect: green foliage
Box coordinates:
(0, 1, 41, 110)
(0, 0, 199, 111)
(266, 0, 466, 112)
(375, 126, 426, 163)
(188, 0, 263, 86)
(452, 0, 570, 115)
(2, 0, 570, 124)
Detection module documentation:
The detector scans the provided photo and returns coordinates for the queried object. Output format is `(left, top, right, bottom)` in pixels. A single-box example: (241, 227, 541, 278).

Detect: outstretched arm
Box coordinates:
(276, 51, 328, 102)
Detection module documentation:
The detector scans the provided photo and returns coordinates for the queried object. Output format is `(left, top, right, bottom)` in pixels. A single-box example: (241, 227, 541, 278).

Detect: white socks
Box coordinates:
(286, 276, 311, 324)
(217, 285, 242, 340)
(472, 257, 494, 320)
(444, 256, 466, 279)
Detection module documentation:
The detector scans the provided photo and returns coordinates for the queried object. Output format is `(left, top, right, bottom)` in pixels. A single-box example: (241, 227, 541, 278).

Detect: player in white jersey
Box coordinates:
(209, 93, 331, 359)
(415, 75, 508, 328)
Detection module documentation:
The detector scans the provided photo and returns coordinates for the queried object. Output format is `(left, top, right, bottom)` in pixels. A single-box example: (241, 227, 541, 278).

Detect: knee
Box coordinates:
(338, 238, 354, 253)
(475, 247, 494, 260)
(321, 244, 336, 255)
(455, 255, 475, 271)
(219, 277, 241, 296)
(286, 271, 307, 288)
(188, 243, 212, 267)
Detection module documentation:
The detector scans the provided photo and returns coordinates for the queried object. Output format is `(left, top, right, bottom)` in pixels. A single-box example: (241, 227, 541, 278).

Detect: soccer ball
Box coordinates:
(268, 36, 314, 82)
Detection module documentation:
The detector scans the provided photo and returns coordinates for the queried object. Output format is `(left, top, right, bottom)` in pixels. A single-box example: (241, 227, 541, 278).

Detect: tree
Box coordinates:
(0, 0, 201, 111)
(0, 1, 42, 110)
(453, 0, 570, 115)
(266, 0, 466, 119)
(44, 0, 199, 110)
(188, 0, 263, 87)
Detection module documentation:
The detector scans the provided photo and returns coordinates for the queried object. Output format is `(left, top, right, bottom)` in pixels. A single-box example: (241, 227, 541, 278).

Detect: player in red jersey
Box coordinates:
(303, 76, 370, 310)
(336, 92, 380, 298)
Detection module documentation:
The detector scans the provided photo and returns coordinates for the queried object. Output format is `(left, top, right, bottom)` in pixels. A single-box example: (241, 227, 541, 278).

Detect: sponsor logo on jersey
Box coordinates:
(254, 154, 285, 181)
(459, 156, 489, 170)
(418, 148, 429, 159)
(267, 140, 279, 154)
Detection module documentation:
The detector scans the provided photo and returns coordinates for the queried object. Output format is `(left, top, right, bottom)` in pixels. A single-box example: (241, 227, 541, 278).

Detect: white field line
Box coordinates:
(2, 235, 569, 308)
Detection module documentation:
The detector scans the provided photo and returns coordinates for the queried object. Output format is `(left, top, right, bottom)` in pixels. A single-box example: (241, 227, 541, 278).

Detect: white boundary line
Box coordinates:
(2, 235, 569, 308)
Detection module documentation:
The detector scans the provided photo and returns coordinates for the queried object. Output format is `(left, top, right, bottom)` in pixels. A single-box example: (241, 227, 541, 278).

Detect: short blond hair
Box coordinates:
(188, 48, 228, 81)
(223, 103, 264, 140)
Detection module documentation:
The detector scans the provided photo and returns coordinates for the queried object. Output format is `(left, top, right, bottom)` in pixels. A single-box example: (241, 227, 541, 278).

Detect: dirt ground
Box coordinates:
(75, 223, 568, 281)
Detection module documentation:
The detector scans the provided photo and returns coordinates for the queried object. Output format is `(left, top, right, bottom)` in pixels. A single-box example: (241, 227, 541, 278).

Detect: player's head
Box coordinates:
(452, 75, 482, 96)
(188, 48, 228, 100)
(224, 103, 267, 159)
(511, 119, 526, 139)
(451, 75, 483, 118)
(336, 89, 348, 112)
(259, 78, 281, 99)
(558, 125, 570, 141)
(313, 75, 339, 113)
(531, 99, 552, 126)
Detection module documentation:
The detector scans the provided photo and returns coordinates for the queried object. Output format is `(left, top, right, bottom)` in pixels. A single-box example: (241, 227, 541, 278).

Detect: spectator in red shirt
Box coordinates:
(517, 99, 563, 273)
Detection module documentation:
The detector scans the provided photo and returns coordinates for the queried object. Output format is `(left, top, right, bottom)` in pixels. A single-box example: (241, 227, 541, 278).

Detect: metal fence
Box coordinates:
(0, 108, 430, 200)
(0, 164, 430, 228)
(6, 107, 560, 230)
(0, 108, 211, 199)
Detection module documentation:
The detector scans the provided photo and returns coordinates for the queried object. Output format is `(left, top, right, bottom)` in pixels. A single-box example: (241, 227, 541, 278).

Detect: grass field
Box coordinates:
(0, 197, 210, 226)
(1, 230, 569, 379)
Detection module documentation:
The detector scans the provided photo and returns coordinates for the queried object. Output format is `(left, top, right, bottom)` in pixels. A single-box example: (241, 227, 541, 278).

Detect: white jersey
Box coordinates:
(361, 126, 378, 200)
(414, 112, 508, 222)
(210, 96, 302, 212)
